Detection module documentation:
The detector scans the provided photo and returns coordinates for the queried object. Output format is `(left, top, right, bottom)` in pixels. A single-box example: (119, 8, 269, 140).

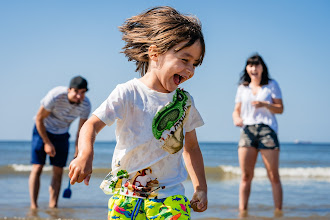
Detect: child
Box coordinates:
(69, 6, 207, 219)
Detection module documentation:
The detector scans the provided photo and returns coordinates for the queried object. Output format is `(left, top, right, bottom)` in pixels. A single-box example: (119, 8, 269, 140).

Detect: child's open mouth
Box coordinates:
(174, 74, 184, 85)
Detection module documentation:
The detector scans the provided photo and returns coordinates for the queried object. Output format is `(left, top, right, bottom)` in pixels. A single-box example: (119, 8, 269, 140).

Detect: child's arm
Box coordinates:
(183, 129, 208, 212)
(69, 115, 106, 185)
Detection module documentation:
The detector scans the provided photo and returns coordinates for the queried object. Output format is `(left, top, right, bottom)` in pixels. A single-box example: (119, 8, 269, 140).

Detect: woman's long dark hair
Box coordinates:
(239, 54, 271, 86)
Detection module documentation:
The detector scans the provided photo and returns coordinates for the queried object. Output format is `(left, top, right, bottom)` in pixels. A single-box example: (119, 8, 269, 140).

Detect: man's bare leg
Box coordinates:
(29, 164, 44, 209)
(49, 166, 63, 208)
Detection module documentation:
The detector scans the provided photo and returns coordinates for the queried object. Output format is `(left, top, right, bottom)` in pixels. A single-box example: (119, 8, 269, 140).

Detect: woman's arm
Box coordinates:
(183, 129, 208, 212)
(232, 102, 244, 127)
(69, 115, 106, 185)
(251, 98, 284, 114)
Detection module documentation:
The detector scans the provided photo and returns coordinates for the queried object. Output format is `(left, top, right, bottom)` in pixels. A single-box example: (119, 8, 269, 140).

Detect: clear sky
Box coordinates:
(1, 0, 329, 143)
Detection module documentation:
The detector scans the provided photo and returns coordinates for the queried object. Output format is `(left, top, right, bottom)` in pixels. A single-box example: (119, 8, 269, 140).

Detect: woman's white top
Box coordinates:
(235, 79, 282, 133)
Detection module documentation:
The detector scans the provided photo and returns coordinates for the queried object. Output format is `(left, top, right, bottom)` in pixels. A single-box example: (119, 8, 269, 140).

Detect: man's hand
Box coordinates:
(44, 142, 56, 157)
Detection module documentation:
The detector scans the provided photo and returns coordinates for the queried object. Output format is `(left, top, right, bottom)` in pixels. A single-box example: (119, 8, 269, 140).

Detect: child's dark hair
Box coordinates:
(119, 6, 205, 76)
(239, 54, 271, 86)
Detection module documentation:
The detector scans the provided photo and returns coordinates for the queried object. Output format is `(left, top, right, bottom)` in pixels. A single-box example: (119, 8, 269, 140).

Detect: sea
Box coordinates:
(0, 141, 330, 220)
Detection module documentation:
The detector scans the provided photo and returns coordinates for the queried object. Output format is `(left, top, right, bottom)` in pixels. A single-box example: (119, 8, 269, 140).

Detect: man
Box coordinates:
(29, 76, 91, 209)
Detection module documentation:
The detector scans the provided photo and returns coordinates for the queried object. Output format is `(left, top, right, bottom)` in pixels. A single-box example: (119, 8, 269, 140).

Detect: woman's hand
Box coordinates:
(232, 103, 244, 127)
(251, 101, 268, 108)
(252, 99, 284, 114)
(233, 117, 244, 127)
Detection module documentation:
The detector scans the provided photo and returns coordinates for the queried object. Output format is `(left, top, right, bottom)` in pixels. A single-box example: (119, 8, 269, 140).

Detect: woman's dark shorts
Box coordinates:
(238, 124, 280, 150)
(31, 125, 70, 167)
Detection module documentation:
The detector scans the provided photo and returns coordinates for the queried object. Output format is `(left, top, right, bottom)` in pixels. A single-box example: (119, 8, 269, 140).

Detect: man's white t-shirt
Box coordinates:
(94, 78, 204, 199)
(40, 86, 91, 134)
(235, 79, 282, 133)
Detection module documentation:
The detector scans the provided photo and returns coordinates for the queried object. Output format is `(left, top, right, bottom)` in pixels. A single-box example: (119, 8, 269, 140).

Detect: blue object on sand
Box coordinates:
(63, 179, 72, 199)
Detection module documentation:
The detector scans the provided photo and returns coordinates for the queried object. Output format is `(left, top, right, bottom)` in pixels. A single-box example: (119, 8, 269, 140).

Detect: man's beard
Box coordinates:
(69, 100, 81, 105)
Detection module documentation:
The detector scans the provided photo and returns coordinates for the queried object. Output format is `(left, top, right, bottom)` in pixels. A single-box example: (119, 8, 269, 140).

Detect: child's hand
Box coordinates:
(68, 156, 92, 186)
(190, 190, 208, 212)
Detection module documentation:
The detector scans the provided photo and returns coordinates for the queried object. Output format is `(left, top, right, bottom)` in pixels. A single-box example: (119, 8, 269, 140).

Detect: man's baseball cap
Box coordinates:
(69, 76, 88, 91)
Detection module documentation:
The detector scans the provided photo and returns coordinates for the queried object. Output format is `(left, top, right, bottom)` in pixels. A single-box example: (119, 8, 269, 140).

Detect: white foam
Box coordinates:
(10, 164, 53, 172)
(279, 167, 330, 178)
(8, 164, 330, 179)
(220, 165, 330, 178)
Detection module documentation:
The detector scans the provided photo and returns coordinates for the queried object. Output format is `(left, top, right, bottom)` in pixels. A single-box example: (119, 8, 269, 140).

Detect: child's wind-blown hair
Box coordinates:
(119, 6, 205, 76)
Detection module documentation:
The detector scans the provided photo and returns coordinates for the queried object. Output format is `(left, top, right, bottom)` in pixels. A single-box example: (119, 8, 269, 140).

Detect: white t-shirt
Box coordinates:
(235, 79, 282, 133)
(40, 86, 91, 134)
(94, 78, 204, 199)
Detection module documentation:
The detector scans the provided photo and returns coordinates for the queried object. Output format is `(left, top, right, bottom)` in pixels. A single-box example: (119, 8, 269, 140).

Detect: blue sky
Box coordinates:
(1, 0, 329, 143)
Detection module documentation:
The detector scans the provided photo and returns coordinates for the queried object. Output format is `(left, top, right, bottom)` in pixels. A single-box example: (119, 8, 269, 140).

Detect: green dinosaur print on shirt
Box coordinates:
(152, 88, 190, 145)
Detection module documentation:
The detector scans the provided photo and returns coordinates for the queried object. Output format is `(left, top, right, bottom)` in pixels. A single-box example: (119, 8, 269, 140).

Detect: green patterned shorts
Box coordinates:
(108, 194, 191, 220)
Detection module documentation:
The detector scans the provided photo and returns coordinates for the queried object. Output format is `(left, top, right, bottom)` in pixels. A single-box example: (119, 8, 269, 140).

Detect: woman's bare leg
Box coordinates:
(260, 149, 283, 210)
(238, 147, 258, 211)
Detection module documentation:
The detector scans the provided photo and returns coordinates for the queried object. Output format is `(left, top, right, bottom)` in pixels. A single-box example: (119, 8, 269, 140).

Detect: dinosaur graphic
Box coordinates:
(152, 89, 191, 154)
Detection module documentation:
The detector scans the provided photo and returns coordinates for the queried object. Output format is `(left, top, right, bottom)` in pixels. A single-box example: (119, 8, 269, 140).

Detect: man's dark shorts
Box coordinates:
(238, 124, 280, 150)
(31, 126, 70, 167)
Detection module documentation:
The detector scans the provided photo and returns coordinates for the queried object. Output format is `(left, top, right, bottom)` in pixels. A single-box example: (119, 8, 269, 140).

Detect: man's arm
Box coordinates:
(35, 106, 56, 157)
(183, 129, 208, 212)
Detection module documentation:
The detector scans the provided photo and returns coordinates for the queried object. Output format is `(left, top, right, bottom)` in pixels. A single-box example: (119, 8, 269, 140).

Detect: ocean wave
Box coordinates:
(2, 164, 330, 180)
(0, 164, 111, 178)
(0, 164, 53, 175)
(12, 164, 53, 172)
(215, 165, 330, 179)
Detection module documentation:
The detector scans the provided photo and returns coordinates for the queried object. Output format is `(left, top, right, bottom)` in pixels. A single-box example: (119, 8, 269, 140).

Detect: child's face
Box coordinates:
(154, 40, 202, 93)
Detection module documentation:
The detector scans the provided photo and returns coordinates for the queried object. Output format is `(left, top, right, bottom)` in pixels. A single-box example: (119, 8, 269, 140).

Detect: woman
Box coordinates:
(232, 54, 284, 215)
